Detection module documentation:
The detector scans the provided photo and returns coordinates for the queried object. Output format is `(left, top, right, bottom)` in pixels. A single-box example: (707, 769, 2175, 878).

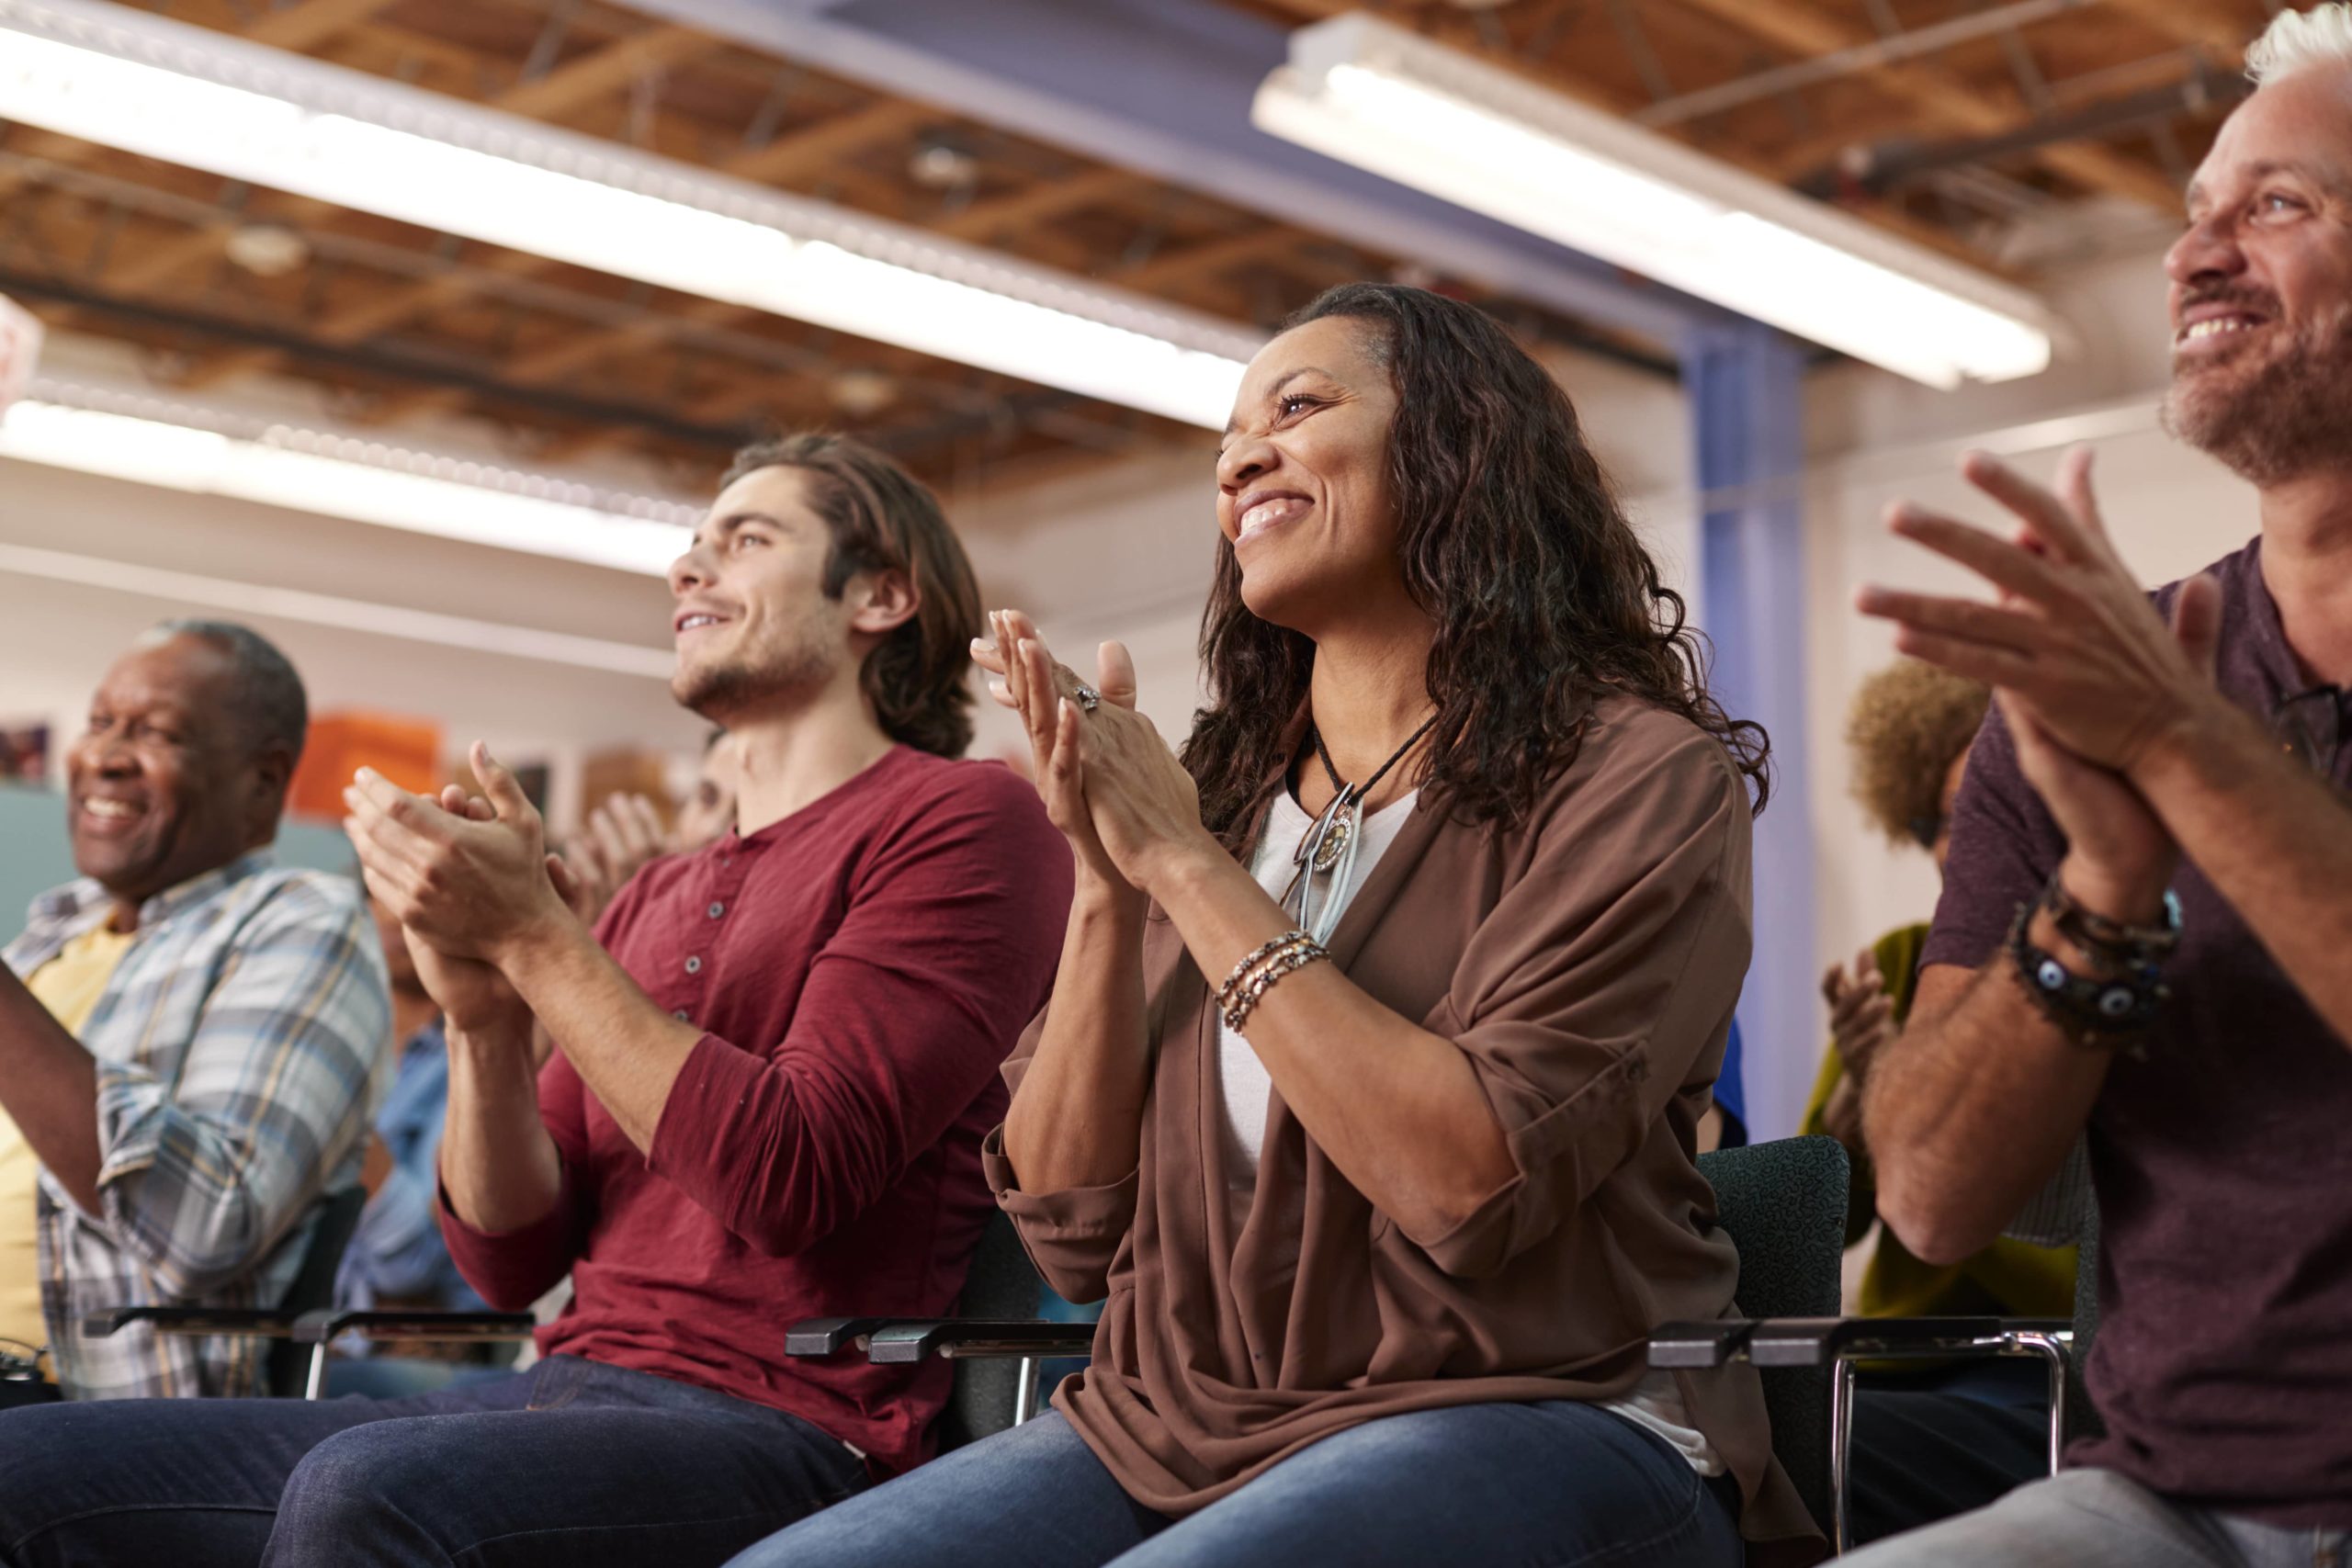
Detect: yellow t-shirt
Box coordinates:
(0, 925, 137, 1361)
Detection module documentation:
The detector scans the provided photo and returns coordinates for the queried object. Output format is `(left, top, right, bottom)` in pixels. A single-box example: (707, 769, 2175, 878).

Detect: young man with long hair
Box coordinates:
(0, 436, 1071, 1568)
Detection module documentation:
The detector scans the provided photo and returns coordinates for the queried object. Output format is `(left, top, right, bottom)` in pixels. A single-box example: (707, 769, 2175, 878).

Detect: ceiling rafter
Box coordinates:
(1662, 0, 2183, 209)
(245, 0, 403, 52)
(495, 22, 718, 120)
(2095, 1, 2248, 62)
(933, 164, 1146, 243)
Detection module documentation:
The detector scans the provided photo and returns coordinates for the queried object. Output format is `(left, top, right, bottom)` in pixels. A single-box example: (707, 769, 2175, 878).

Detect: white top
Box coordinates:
(1216, 789, 1722, 1477)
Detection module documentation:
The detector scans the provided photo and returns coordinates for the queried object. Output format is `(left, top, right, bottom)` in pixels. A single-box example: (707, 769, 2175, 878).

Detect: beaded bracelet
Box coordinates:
(2040, 872, 2181, 972)
(1221, 938, 1330, 1035)
(1216, 930, 1313, 1014)
(2006, 898, 2164, 1057)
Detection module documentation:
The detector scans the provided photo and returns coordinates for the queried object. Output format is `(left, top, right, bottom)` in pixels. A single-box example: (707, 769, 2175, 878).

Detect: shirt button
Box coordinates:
(684, 955, 703, 975)
(671, 1009, 690, 1021)
(707, 902, 725, 919)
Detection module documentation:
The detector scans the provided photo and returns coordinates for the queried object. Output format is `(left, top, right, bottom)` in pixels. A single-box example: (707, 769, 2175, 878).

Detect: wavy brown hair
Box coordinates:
(1184, 284, 1770, 848)
(722, 434, 980, 758)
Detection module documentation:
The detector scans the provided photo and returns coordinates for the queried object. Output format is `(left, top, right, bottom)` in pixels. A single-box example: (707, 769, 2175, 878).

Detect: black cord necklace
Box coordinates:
(1295, 714, 1438, 875)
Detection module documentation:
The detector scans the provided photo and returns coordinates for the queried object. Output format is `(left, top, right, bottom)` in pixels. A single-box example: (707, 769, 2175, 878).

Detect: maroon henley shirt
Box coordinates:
(440, 746, 1071, 1477)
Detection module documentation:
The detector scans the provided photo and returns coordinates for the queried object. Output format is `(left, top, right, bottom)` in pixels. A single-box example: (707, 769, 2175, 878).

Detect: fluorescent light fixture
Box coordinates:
(0, 537, 675, 678)
(1253, 14, 2066, 389)
(0, 0, 1258, 427)
(0, 379, 698, 577)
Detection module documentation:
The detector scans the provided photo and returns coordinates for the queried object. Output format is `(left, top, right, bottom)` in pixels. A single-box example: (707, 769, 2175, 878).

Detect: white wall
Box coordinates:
(0, 457, 701, 830)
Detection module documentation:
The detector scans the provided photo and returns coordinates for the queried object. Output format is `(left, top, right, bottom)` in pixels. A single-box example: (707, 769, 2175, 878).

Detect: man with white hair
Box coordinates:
(1842, 6, 2352, 1563)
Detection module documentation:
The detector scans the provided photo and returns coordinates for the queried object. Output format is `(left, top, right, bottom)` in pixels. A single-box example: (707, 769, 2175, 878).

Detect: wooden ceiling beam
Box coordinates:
(245, 0, 402, 52)
(933, 165, 1146, 243)
(724, 99, 936, 187)
(494, 24, 720, 121)
(1664, 0, 2183, 210)
(1114, 226, 1314, 292)
(0, 128, 95, 203)
(2096, 2, 2248, 62)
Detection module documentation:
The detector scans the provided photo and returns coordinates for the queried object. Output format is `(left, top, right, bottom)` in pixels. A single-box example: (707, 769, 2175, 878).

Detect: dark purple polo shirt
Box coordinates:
(1924, 536, 2352, 1527)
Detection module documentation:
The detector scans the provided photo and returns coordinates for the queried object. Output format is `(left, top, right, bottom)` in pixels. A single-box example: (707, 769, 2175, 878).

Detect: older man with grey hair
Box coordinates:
(0, 620, 386, 1403)
(1842, 6, 2352, 1564)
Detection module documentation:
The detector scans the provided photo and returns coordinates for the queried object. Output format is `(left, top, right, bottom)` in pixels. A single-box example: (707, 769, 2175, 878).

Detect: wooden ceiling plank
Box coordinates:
(1666, 0, 2183, 210)
(246, 0, 402, 52)
(934, 165, 1145, 242)
(724, 98, 934, 187)
(1114, 226, 1308, 292)
(493, 23, 720, 120)
(2096, 2, 2248, 62)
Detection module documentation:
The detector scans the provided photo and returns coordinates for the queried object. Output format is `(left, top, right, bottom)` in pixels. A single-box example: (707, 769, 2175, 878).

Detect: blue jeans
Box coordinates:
(727, 1401, 1743, 1568)
(0, 1355, 866, 1568)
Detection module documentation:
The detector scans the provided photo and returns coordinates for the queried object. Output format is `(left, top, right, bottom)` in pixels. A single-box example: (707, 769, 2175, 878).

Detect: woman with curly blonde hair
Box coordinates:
(1804, 658, 2075, 1545)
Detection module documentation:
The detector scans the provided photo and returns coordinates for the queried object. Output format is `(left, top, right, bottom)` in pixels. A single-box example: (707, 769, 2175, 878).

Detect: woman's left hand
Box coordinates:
(1010, 634, 1220, 899)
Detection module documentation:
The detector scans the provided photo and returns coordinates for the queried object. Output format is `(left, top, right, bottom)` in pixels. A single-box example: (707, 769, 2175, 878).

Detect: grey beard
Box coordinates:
(2162, 324, 2352, 488)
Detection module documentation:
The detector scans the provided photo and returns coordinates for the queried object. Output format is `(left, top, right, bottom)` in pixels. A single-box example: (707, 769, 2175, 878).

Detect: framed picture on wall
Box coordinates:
(0, 725, 51, 783)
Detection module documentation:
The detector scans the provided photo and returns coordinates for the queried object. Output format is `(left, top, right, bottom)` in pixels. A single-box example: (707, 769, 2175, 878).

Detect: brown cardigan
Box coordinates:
(982, 696, 1824, 1563)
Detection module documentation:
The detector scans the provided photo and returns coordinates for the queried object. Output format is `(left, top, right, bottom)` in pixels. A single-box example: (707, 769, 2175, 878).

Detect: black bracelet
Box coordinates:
(2006, 899, 2164, 1056)
(2041, 871, 2181, 972)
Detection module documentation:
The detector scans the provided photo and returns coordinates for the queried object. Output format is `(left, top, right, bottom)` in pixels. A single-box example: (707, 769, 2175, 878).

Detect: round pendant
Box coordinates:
(1312, 805, 1356, 872)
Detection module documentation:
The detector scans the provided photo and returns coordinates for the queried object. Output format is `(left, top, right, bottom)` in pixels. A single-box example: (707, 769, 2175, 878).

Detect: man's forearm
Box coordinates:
(0, 964, 103, 1211)
(439, 1016, 562, 1235)
(2136, 698, 2352, 1041)
(497, 916, 702, 1154)
(1863, 956, 2110, 1264)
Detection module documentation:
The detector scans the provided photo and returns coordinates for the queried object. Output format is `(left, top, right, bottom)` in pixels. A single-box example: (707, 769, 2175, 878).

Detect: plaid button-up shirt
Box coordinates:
(2, 852, 388, 1398)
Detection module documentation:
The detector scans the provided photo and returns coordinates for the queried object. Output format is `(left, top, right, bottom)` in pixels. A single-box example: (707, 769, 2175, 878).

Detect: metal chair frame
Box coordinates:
(1651, 1313, 2072, 1553)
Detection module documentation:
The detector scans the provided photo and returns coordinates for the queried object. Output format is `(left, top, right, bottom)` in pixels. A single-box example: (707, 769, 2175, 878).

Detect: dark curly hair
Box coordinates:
(1184, 284, 1770, 849)
(721, 434, 980, 758)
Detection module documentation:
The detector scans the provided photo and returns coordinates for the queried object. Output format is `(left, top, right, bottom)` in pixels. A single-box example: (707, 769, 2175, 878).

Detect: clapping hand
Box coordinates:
(1859, 446, 2222, 919)
(972, 610, 1215, 898)
(1822, 948, 1895, 1084)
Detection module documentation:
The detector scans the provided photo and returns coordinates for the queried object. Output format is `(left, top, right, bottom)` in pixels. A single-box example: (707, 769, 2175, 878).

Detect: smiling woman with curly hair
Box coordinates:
(733, 283, 1819, 1568)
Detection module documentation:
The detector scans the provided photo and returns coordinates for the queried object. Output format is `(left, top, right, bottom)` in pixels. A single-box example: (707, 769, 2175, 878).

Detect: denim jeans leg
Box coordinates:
(0, 1372, 537, 1568)
(1113, 1400, 1743, 1568)
(724, 1410, 1167, 1568)
(263, 1358, 871, 1568)
(1839, 1468, 2241, 1568)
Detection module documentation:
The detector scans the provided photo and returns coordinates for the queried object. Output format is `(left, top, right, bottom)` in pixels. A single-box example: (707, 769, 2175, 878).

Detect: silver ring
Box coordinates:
(1073, 683, 1102, 713)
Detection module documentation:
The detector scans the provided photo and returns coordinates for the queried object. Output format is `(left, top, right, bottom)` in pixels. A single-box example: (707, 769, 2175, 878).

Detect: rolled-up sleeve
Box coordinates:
(82, 878, 388, 1298)
(1406, 726, 1753, 1280)
(982, 1038, 1136, 1304)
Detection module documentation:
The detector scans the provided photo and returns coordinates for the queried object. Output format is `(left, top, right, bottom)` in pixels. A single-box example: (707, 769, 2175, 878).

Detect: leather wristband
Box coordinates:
(2007, 898, 2164, 1056)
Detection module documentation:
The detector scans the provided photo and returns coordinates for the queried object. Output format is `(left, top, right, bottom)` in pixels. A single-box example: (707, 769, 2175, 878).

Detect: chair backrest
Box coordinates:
(1697, 1136, 1850, 1539)
(265, 1186, 367, 1397)
(938, 1210, 1043, 1449)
